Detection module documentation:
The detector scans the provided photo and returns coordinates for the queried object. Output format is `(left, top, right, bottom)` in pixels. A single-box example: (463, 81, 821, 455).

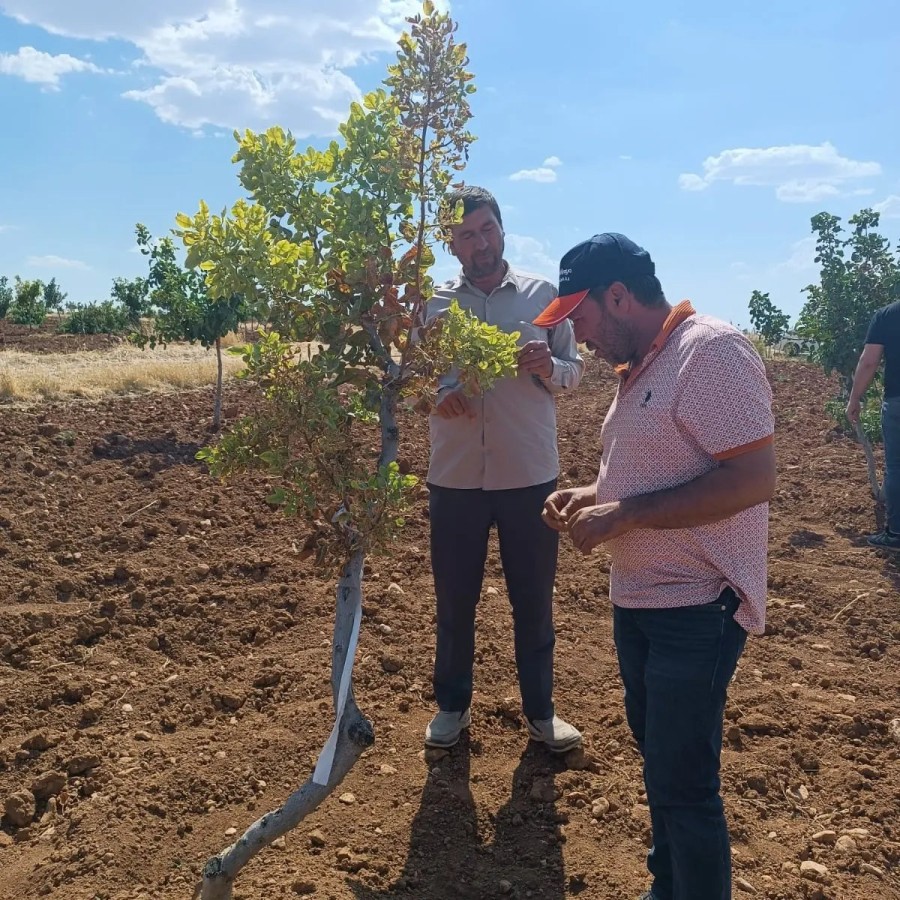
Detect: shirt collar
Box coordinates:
(650, 300, 696, 352)
(616, 300, 696, 381)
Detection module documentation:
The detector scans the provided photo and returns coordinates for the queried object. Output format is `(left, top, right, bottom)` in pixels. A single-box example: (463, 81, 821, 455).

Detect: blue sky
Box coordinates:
(1, 0, 898, 328)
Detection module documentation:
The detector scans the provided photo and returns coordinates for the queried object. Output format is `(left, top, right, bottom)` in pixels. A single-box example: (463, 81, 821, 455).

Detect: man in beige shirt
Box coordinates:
(423, 185, 584, 752)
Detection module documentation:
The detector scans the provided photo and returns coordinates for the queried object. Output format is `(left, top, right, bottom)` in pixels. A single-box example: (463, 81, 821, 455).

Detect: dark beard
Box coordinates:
(465, 248, 504, 281)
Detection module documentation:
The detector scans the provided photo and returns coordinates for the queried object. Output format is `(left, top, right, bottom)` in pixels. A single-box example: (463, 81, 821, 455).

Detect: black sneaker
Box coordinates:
(867, 529, 900, 551)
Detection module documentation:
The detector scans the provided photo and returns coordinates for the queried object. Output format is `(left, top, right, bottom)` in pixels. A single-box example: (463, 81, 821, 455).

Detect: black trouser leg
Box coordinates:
(429, 485, 492, 712)
(494, 480, 559, 721)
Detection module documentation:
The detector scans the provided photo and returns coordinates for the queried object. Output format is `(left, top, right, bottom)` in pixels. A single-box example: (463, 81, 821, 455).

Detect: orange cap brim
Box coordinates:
(532, 289, 590, 327)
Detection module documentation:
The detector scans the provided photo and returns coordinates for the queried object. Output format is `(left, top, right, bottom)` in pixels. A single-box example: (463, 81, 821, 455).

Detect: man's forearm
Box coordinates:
(849, 360, 879, 402)
(620, 453, 775, 531)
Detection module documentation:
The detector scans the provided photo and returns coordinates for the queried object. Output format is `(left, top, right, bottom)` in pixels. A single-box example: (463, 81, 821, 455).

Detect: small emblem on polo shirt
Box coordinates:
(641, 390, 652, 407)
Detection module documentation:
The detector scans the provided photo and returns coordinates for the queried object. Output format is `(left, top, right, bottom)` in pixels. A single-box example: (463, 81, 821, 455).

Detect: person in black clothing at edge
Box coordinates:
(846, 298, 900, 549)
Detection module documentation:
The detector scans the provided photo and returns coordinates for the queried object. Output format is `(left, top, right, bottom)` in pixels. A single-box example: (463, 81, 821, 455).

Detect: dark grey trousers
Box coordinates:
(428, 480, 558, 721)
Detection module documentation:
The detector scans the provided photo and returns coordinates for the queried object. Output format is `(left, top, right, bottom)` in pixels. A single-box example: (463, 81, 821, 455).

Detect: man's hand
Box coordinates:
(518, 340, 553, 379)
(567, 501, 634, 554)
(434, 385, 476, 420)
(542, 485, 596, 532)
(845, 397, 861, 426)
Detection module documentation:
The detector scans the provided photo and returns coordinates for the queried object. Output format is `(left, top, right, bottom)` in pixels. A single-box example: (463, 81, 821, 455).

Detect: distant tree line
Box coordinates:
(1, 225, 249, 427)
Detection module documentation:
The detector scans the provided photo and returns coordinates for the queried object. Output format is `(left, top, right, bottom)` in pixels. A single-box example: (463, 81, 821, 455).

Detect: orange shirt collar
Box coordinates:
(651, 300, 696, 352)
(616, 300, 696, 379)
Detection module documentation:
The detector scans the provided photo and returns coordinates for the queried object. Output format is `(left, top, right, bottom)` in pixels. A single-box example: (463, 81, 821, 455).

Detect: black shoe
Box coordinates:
(867, 529, 900, 550)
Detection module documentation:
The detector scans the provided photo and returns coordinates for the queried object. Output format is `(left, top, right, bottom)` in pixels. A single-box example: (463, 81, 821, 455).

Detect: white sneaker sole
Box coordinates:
(424, 711, 472, 749)
(527, 728, 582, 754)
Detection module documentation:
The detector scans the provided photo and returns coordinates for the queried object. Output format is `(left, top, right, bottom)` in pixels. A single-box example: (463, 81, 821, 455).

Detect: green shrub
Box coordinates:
(826, 392, 883, 444)
(59, 302, 129, 335)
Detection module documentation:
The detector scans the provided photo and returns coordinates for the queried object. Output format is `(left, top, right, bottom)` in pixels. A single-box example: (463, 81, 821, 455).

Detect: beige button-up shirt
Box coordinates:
(425, 265, 584, 490)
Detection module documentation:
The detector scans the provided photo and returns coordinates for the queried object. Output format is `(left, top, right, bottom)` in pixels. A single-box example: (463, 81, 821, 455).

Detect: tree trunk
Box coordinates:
(197, 547, 372, 900)
(213, 336, 224, 431)
(855, 421, 885, 503)
(379, 382, 400, 468)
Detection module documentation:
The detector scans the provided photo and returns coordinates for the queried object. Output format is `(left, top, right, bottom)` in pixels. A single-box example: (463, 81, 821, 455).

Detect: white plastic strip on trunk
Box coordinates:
(312, 597, 362, 786)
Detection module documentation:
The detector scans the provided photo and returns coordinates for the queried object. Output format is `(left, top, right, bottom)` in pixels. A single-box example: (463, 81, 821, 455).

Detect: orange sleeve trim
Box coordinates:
(713, 433, 774, 462)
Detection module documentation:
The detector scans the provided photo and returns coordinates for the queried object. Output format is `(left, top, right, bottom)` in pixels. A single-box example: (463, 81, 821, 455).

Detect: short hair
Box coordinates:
(444, 185, 503, 229)
(590, 275, 666, 308)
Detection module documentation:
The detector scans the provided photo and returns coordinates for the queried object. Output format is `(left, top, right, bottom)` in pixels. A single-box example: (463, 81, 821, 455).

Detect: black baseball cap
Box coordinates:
(533, 233, 655, 326)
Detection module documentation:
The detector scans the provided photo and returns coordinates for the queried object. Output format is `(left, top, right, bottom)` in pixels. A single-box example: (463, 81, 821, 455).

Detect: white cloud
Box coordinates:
(505, 234, 556, 279)
(678, 142, 881, 203)
(0, 1, 217, 41)
(774, 181, 840, 203)
(678, 173, 706, 192)
(0, 1, 448, 134)
(0, 46, 103, 89)
(774, 236, 817, 275)
(875, 194, 900, 219)
(510, 167, 557, 184)
(26, 255, 91, 271)
(542, 156, 562, 168)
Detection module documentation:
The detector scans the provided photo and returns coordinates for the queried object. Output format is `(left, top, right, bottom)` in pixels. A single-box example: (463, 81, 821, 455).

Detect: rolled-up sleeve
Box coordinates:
(544, 319, 584, 393)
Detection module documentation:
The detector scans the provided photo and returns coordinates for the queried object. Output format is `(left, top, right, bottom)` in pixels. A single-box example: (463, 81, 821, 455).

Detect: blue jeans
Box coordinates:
(883, 398, 900, 533)
(613, 589, 748, 900)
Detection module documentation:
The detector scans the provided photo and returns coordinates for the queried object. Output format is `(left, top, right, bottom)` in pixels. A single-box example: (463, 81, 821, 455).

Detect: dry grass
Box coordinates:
(0, 343, 246, 403)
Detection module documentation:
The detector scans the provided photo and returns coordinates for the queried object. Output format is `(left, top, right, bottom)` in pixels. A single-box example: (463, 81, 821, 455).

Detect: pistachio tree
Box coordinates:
(8, 277, 47, 328)
(175, 5, 520, 898)
(797, 208, 900, 499)
(132, 223, 246, 429)
(748, 289, 790, 349)
(0, 276, 12, 318)
(41, 277, 67, 314)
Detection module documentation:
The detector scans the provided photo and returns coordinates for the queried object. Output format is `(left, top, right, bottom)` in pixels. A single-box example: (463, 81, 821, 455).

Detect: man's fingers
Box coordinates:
(570, 525, 592, 554)
(436, 393, 476, 420)
(520, 351, 551, 366)
(542, 501, 561, 524)
(517, 340, 544, 357)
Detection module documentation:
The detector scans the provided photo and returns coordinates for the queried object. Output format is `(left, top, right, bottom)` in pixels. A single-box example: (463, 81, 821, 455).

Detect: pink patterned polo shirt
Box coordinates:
(596, 301, 774, 634)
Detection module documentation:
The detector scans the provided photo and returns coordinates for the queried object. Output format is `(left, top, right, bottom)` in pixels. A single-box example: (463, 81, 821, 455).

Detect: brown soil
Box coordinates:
(0, 361, 897, 900)
(0, 320, 125, 354)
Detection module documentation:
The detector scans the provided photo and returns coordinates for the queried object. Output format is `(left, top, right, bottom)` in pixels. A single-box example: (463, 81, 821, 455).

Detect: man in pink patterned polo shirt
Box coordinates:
(535, 233, 775, 900)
